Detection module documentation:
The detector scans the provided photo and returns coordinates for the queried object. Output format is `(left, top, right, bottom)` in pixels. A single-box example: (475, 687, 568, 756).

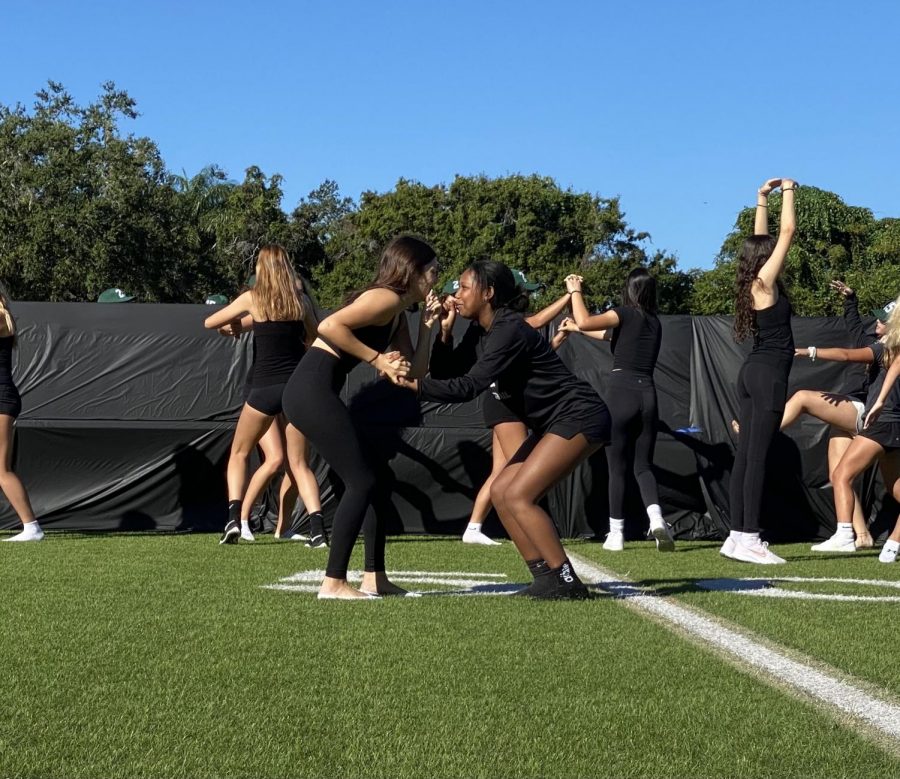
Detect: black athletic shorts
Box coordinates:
(0, 384, 21, 418)
(482, 393, 520, 429)
(246, 382, 288, 416)
(859, 419, 900, 451)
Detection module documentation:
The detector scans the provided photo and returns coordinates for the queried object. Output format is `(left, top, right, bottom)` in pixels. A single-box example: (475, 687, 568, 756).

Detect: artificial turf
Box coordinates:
(1, 534, 898, 778)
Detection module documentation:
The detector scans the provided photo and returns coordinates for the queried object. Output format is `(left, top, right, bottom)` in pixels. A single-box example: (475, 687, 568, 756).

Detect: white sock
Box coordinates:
(835, 522, 854, 536)
(5, 522, 43, 541)
(465, 523, 483, 533)
(463, 524, 500, 545)
(240, 520, 250, 532)
(885, 540, 900, 552)
(609, 518, 625, 534)
(647, 504, 663, 524)
(744, 531, 760, 544)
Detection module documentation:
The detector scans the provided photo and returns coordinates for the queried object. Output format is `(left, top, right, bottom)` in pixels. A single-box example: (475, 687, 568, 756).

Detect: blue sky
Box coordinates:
(3, 0, 898, 270)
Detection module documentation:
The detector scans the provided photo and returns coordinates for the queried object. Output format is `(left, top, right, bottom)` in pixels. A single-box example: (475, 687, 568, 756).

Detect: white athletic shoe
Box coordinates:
(649, 518, 675, 552)
(462, 529, 501, 546)
(240, 528, 255, 542)
(811, 532, 856, 553)
(277, 530, 308, 541)
(879, 542, 899, 564)
(731, 537, 786, 565)
(4, 526, 45, 542)
(719, 536, 738, 559)
(603, 530, 624, 551)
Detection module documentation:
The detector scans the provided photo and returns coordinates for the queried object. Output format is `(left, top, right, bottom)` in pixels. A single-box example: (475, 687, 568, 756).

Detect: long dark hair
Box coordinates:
(346, 234, 436, 304)
(622, 268, 658, 315)
(465, 260, 529, 313)
(734, 234, 780, 342)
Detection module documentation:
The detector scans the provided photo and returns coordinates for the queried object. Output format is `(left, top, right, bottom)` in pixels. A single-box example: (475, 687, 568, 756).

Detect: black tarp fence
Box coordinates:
(2, 303, 895, 541)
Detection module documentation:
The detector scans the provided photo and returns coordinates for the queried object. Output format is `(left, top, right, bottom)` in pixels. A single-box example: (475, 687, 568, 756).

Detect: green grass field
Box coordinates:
(1, 533, 899, 779)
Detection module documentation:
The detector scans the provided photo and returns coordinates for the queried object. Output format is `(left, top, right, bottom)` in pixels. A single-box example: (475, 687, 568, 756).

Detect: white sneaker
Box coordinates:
(240, 528, 255, 542)
(277, 530, 308, 541)
(719, 536, 738, 559)
(731, 537, 786, 565)
(879, 542, 899, 564)
(462, 529, 501, 546)
(4, 525, 44, 542)
(649, 518, 675, 552)
(811, 532, 856, 553)
(603, 530, 624, 551)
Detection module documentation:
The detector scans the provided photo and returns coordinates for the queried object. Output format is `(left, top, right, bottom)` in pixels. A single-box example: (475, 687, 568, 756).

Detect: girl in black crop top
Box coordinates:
(282, 235, 443, 600)
(0, 283, 42, 542)
(723, 178, 798, 565)
(566, 267, 674, 553)
(205, 245, 322, 546)
(402, 260, 611, 600)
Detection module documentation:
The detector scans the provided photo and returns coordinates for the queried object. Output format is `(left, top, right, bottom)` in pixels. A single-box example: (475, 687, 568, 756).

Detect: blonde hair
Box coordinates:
(251, 245, 304, 322)
(0, 281, 15, 340)
(882, 293, 900, 368)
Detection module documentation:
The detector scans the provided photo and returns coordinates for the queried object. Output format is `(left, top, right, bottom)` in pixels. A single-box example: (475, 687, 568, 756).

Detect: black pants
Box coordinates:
(605, 371, 659, 518)
(729, 359, 790, 533)
(282, 349, 385, 579)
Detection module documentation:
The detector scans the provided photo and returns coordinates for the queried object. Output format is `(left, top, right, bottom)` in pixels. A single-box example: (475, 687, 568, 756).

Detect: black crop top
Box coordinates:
(250, 320, 306, 387)
(423, 309, 604, 434)
(0, 335, 13, 385)
(318, 317, 400, 378)
(749, 294, 794, 362)
(610, 306, 661, 377)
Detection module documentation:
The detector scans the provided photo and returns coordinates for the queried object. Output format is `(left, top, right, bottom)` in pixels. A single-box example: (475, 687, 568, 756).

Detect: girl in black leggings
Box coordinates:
(566, 268, 673, 552)
(721, 178, 797, 565)
(402, 261, 612, 600)
(282, 235, 442, 600)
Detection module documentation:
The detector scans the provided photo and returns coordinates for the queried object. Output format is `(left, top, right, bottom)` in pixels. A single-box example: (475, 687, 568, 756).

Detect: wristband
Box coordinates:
(808, 346, 817, 362)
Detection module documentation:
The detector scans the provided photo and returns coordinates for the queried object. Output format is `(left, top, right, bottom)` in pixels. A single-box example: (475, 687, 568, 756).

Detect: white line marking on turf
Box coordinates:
(697, 576, 900, 602)
(566, 552, 900, 743)
(262, 569, 518, 596)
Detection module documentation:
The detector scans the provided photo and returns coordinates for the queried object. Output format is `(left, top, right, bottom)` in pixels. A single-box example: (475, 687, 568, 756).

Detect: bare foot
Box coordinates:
(360, 571, 411, 596)
(318, 577, 378, 600)
(731, 419, 740, 435)
(855, 533, 874, 550)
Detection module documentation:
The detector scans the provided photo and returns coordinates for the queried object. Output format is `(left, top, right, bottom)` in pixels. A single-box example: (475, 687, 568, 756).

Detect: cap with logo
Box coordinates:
(441, 279, 460, 296)
(205, 294, 228, 305)
(872, 299, 897, 323)
(510, 269, 543, 292)
(97, 288, 135, 303)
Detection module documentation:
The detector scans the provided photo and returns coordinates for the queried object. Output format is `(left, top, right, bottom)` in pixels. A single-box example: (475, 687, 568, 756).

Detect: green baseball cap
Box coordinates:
(441, 279, 460, 296)
(205, 294, 228, 305)
(511, 269, 543, 292)
(97, 287, 135, 303)
(872, 299, 897, 323)
(247, 274, 257, 289)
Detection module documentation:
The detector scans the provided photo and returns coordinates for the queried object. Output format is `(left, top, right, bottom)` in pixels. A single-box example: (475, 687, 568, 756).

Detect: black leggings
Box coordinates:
(605, 371, 659, 518)
(729, 359, 790, 533)
(282, 349, 385, 579)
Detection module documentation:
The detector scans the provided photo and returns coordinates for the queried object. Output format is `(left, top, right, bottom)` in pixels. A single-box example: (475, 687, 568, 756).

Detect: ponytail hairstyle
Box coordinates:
(252, 244, 304, 322)
(733, 234, 782, 342)
(465, 260, 529, 313)
(622, 267, 658, 315)
(881, 293, 900, 369)
(0, 281, 15, 344)
(346, 234, 436, 305)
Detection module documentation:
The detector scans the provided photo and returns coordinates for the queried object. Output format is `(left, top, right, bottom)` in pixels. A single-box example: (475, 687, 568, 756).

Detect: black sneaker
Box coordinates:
(512, 569, 557, 597)
(531, 580, 593, 600)
(219, 519, 240, 545)
(305, 533, 328, 549)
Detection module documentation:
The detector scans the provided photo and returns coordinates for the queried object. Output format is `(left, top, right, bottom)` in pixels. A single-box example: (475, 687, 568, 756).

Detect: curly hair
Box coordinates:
(882, 294, 900, 368)
(733, 234, 778, 342)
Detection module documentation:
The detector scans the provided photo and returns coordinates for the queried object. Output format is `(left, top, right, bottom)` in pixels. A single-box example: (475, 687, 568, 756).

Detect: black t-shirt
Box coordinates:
(866, 342, 900, 422)
(422, 309, 604, 434)
(610, 306, 661, 377)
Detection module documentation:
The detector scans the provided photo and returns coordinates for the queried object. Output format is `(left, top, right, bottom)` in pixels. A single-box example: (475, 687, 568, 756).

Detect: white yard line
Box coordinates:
(567, 551, 900, 745)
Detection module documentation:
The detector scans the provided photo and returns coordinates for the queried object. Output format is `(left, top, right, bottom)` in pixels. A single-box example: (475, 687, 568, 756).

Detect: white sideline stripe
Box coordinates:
(566, 552, 900, 742)
(277, 570, 506, 583)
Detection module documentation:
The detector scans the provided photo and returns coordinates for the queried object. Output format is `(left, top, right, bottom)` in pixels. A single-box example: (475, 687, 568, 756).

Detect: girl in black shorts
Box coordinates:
(282, 235, 442, 600)
(721, 178, 797, 565)
(566, 267, 673, 553)
(834, 297, 900, 563)
(402, 261, 611, 599)
(434, 289, 573, 546)
(205, 245, 322, 545)
(0, 283, 41, 542)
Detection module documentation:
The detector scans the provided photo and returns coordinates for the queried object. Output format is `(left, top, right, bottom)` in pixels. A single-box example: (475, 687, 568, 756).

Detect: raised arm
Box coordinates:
(755, 178, 781, 235)
(756, 179, 797, 291)
(204, 291, 254, 330)
(389, 293, 442, 379)
(525, 291, 572, 329)
(559, 317, 610, 341)
(794, 346, 877, 364)
(565, 274, 621, 331)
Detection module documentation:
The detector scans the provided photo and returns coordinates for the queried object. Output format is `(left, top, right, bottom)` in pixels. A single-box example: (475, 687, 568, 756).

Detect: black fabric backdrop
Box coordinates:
(1, 303, 895, 540)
